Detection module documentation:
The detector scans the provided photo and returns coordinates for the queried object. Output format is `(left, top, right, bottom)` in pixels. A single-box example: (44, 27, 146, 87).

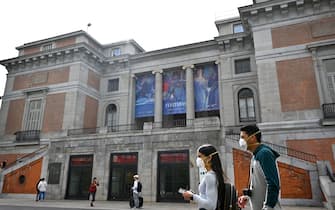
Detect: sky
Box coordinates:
(0, 0, 253, 106)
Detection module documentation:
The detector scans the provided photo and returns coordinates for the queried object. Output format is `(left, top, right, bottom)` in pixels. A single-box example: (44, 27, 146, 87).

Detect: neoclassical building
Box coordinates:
(0, 0, 334, 207)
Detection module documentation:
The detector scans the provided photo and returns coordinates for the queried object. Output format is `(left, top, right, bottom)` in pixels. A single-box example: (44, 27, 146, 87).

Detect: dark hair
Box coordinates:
(198, 144, 225, 210)
(240, 125, 262, 142)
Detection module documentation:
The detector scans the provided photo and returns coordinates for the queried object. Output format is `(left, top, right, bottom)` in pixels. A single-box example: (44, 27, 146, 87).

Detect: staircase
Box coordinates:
(225, 133, 324, 207)
(0, 145, 49, 197)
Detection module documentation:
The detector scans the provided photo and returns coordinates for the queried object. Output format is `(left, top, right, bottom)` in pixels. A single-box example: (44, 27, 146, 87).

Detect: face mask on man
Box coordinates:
(239, 131, 261, 151)
(239, 138, 248, 151)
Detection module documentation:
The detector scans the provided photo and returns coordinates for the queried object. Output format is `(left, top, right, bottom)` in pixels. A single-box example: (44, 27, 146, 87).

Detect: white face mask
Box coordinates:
(196, 157, 205, 168)
(239, 138, 247, 151)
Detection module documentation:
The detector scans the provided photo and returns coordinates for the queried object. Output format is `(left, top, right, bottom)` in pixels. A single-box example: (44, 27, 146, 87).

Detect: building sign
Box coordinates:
(112, 154, 137, 164)
(135, 73, 155, 118)
(159, 152, 188, 163)
(193, 63, 219, 112)
(163, 70, 186, 115)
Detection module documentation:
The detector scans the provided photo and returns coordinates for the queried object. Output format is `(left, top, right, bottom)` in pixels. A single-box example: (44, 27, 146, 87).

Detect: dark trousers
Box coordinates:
(89, 191, 96, 202)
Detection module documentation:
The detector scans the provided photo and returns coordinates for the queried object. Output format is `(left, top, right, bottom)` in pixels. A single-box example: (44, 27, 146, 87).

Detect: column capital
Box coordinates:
(182, 64, 194, 70)
(215, 60, 220, 65)
(152, 69, 163, 74)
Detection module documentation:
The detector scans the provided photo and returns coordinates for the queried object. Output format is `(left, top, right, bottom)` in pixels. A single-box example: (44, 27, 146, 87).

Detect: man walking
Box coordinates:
(238, 125, 281, 210)
(131, 174, 142, 209)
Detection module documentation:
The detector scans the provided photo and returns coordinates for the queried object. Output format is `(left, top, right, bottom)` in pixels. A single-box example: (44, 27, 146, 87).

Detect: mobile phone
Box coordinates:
(178, 188, 186, 194)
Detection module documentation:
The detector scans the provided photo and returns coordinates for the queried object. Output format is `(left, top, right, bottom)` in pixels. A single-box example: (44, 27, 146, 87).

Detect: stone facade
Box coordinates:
(0, 0, 334, 207)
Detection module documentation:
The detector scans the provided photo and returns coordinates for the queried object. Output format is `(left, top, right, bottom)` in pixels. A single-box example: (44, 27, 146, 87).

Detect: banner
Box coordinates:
(135, 73, 155, 118)
(163, 70, 186, 115)
(194, 64, 219, 112)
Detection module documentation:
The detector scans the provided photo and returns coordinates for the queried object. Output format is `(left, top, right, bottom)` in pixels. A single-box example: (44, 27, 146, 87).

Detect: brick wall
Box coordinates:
(22, 37, 77, 56)
(287, 138, 335, 171)
(2, 158, 42, 194)
(233, 148, 313, 199)
(5, 99, 25, 135)
(278, 162, 312, 199)
(13, 67, 69, 91)
(87, 69, 100, 91)
(83, 96, 98, 128)
(276, 57, 320, 112)
(56, 37, 76, 48)
(272, 16, 335, 48)
(42, 93, 66, 132)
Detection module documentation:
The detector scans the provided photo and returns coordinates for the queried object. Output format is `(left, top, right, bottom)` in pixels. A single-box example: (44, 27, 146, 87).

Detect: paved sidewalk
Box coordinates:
(0, 198, 327, 210)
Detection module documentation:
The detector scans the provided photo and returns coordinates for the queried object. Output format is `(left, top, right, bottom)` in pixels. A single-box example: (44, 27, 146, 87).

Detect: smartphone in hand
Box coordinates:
(178, 188, 186, 194)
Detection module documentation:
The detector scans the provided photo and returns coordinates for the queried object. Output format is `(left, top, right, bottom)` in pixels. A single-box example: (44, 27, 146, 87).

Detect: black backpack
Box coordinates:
(137, 181, 142, 192)
(223, 183, 239, 210)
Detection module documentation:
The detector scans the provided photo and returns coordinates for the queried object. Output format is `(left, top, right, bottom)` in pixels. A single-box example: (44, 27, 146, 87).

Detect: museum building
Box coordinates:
(0, 0, 335, 207)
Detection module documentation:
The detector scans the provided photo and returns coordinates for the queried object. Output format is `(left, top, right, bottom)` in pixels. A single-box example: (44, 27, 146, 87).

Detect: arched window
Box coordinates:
(238, 88, 256, 122)
(105, 104, 117, 130)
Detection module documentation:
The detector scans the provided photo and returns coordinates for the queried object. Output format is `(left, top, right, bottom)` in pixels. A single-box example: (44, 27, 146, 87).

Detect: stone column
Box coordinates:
(183, 65, 195, 125)
(215, 60, 224, 126)
(152, 70, 163, 128)
(128, 74, 136, 124)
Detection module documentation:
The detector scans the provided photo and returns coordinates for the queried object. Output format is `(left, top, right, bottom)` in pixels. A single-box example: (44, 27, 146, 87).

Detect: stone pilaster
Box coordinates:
(183, 65, 195, 125)
(152, 70, 163, 127)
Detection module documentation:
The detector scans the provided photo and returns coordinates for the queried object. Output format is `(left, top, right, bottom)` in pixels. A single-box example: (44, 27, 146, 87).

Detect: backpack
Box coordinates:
(137, 181, 142, 192)
(223, 183, 239, 210)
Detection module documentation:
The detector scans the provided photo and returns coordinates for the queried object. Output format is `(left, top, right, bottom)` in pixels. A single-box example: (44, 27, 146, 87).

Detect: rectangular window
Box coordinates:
(324, 59, 335, 102)
(25, 99, 43, 130)
(48, 163, 62, 184)
(233, 23, 244, 33)
(235, 58, 251, 74)
(108, 78, 119, 92)
(112, 48, 121, 56)
(41, 43, 53, 51)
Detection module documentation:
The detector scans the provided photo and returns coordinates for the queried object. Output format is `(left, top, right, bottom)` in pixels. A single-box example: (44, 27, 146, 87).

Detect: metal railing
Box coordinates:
(15, 130, 40, 143)
(161, 119, 191, 128)
(225, 133, 317, 163)
(322, 103, 335, 119)
(3, 145, 48, 169)
(107, 124, 142, 133)
(67, 127, 99, 136)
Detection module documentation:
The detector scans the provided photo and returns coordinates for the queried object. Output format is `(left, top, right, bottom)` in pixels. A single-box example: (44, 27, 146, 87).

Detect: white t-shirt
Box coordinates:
(192, 170, 218, 210)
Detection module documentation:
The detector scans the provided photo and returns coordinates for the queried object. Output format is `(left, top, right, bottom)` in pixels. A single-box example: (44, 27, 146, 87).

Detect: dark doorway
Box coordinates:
(157, 150, 189, 202)
(108, 153, 138, 201)
(65, 155, 93, 199)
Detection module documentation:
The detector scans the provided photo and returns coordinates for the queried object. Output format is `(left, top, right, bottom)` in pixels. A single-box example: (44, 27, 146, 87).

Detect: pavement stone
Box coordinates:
(0, 198, 327, 210)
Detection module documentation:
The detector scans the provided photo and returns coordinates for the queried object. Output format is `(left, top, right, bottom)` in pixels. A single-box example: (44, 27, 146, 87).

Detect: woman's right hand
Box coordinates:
(182, 191, 193, 200)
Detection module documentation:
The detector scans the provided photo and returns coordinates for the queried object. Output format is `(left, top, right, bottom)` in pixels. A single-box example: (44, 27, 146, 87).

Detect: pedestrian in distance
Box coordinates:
(182, 144, 227, 210)
(35, 178, 42, 201)
(88, 177, 99, 207)
(237, 125, 281, 210)
(131, 174, 143, 209)
(37, 178, 47, 201)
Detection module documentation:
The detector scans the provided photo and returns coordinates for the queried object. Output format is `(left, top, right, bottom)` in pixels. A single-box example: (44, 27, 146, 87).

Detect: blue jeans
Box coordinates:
(39, 191, 45, 200)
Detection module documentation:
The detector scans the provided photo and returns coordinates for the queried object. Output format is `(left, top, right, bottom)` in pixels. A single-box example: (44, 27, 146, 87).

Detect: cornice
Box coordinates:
(16, 30, 87, 50)
(239, 0, 335, 27)
(130, 40, 217, 61)
(306, 38, 335, 49)
(0, 43, 107, 73)
(214, 32, 253, 52)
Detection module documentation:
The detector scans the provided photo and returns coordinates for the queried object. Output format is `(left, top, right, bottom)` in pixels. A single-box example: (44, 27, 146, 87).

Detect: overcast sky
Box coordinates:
(0, 0, 253, 106)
